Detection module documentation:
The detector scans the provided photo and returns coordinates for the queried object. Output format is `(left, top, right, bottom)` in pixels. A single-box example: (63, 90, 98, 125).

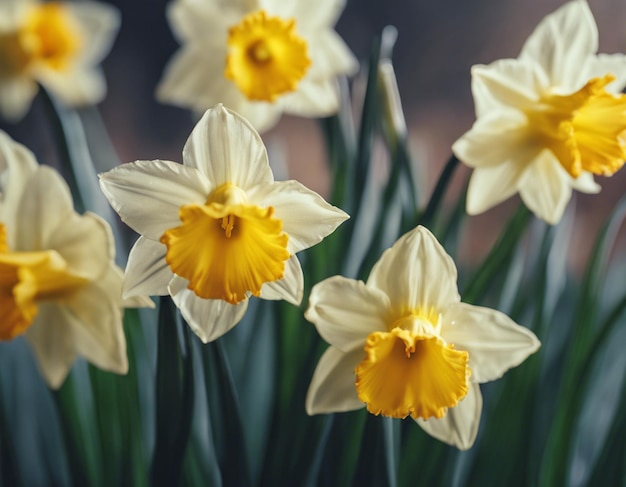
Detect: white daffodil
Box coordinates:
(0, 0, 119, 121)
(305, 226, 539, 450)
(0, 131, 151, 389)
(156, 0, 358, 133)
(453, 0, 626, 224)
(99, 104, 349, 343)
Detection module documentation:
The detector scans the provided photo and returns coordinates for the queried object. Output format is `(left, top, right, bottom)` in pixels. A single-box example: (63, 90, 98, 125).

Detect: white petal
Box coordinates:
(470, 60, 546, 117)
(67, 1, 120, 65)
(64, 267, 128, 375)
(167, 0, 235, 43)
(26, 303, 77, 390)
(465, 161, 528, 215)
(248, 179, 349, 254)
(518, 0, 598, 91)
(305, 276, 389, 351)
(123, 236, 172, 298)
(416, 383, 483, 451)
(169, 276, 249, 343)
(264, 0, 345, 29)
(572, 171, 601, 194)
(37, 68, 106, 107)
(367, 226, 460, 315)
(0, 131, 37, 245)
(282, 78, 340, 118)
(99, 160, 209, 240)
(441, 302, 540, 383)
(15, 166, 74, 250)
(47, 212, 114, 281)
(0, 77, 37, 122)
(305, 346, 365, 415)
(307, 29, 358, 79)
(156, 45, 227, 110)
(183, 104, 273, 190)
(104, 264, 155, 308)
(583, 53, 626, 93)
(452, 109, 535, 169)
(259, 255, 304, 306)
(0, 0, 32, 29)
(519, 150, 573, 225)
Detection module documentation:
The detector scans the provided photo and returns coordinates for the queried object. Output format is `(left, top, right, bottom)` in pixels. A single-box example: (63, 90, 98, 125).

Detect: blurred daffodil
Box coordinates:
(453, 0, 626, 224)
(0, 131, 151, 389)
(100, 104, 349, 343)
(305, 226, 539, 450)
(156, 0, 358, 133)
(0, 0, 119, 121)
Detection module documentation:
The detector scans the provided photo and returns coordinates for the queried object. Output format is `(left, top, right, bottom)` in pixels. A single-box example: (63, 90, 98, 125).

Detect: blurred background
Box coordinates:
(1, 0, 625, 268)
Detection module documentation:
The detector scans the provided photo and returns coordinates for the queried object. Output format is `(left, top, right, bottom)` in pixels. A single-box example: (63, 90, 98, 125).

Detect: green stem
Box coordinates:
(417, 154, 460, 228)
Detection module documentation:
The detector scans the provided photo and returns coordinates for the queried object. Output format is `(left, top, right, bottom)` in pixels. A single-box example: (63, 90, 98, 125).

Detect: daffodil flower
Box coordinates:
(0, 0, 119, 121)
(156, 0, 358, 133)
(0, 131, 151, 389)
(453, 0, 626, 224)
(99, 104, 349, 343)
(305, 226, 539, 450)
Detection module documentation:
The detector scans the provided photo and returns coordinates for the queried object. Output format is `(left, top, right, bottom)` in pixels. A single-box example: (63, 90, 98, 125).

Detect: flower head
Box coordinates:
(99, 104, 349, 343)
(0, 131, 151, 389)
(156, 0, 358, 133)
(305, 226, 539, 450)
(0, 0, 119, 121)
(453, 0, 626, 224)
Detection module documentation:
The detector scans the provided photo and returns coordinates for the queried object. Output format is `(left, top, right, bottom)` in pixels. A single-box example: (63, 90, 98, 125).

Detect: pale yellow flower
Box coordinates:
(0, 131, 151, 389)
(100, 104, 349, 343)
(453, 0, 626, 224)
(156, 0, 358, 133)
(0, 0, 119, 120)
(305, 226, 539, 450)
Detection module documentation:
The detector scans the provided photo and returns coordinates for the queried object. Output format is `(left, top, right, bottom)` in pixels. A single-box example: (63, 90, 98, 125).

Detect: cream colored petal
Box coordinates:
(26, 303, 77, 390)
(67, 1, 120, 65)
(183, 104, 273, 190)
(582, 53, 626, 93)
(452, 109, 535, 169)
(307, 29, 358, 78)
(37, 68, 106, 107)
(465, 161, 528, 216)
(519, 150, 573, 225)
(259, 255, 303, 306)
(571, 171, 601, 194)
(64, 268, 128, 375)
(99, 160, 209, 240)
(0, 0, 33, 29)
(15, 166, 74, 251)
(103, 263, 155, 308)
(306, 276, 389, 351)
(367, 226, 460, 316)
(305, 345, 365, 415)
(47, 212, 113, 281)
(0, 77, 38, 122)
(441, 303, 540, 384)
(156, 45, 227, 111)
(416, 382, 482, 450)
(123, 236, 171, 298)
(281, 78, 340, 118)
(470, 60, 546, 117)
(167, 0, 234, 43)
(518, 0, 598, 92)
(247, 179, 349, 254)
(0, 131, 37, 246)
(169, 276, 249, 343)
(263, 0, 344, 28)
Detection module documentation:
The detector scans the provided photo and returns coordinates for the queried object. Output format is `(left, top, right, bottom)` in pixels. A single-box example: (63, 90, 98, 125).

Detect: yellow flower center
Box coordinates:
(160, 183, 290, 305)
(225, 10, 311, 102)
(355, 314, 470, 420)
(0, 223, 89, 340)
(0, 2, 81, 76)
(527, 75, 626, 178)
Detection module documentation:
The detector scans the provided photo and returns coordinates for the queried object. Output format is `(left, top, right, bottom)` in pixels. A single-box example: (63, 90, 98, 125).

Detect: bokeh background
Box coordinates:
(2, 0, 625, 268)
